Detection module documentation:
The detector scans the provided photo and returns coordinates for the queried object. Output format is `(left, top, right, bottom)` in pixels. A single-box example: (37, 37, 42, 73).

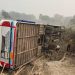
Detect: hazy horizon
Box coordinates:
(0, 0, 75, 18)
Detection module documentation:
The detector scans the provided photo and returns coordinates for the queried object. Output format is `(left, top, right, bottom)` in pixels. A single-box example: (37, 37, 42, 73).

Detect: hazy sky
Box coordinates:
(0, 0, 75, 17)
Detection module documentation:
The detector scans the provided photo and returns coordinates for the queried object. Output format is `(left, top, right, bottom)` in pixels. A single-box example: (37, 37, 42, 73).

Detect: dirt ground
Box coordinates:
(27, 55, 75, 75)
(0, 54, 75, 75)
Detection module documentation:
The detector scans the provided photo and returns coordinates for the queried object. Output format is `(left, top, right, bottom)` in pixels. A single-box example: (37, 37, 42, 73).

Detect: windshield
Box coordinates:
(0, 26, 10, 59)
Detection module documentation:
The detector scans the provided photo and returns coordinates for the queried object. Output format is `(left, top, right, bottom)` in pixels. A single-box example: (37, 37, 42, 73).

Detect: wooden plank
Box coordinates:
(14, 23, 40, 68)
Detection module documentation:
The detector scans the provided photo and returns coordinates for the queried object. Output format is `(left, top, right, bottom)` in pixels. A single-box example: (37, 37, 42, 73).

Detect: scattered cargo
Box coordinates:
(38, 25, 65, 60)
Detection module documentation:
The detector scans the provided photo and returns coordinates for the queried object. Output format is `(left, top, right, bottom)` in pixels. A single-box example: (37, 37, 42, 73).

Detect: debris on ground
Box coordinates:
(27, 55, 75, 75)
(0, 54, 75, 75)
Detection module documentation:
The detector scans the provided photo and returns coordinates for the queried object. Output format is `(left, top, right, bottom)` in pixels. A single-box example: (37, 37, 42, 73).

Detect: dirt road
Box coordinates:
(46, 61, 75, 75)
(30, 56, 75, 75)
(1, 55, 75, 75)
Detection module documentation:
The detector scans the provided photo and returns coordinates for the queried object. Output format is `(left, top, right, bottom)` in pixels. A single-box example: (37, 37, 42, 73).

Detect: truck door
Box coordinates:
(0, 20, 15, 68)
(1, 26, 10, 59)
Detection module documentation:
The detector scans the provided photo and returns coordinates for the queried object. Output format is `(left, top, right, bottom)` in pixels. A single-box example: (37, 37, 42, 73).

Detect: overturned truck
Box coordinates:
(0, 20, 65, 70)
(38, 25, 65, 60)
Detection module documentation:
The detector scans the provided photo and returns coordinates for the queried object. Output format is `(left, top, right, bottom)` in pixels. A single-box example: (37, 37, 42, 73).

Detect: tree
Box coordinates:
(39, 14, 51, 24)
(1, 10, 11, 19)
(70, 16, 75, 25)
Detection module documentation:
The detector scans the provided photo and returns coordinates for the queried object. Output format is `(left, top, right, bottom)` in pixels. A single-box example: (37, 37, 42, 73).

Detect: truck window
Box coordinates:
(0, 26, 10, 59)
